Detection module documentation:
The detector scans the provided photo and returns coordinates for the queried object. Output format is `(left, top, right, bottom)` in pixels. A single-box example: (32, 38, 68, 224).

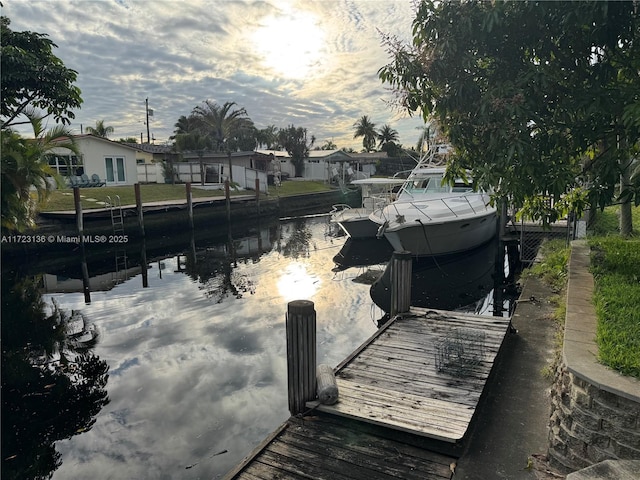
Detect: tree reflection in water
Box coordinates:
(1, 275, 110, 480)
(184, 220, 315, 303)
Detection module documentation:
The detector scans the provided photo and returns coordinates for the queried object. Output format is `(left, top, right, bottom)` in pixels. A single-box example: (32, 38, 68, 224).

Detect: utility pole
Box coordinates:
(145, 98, 150, 144)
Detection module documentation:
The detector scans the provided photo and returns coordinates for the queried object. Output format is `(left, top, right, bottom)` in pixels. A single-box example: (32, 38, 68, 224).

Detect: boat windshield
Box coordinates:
(404, 175, 449, 194)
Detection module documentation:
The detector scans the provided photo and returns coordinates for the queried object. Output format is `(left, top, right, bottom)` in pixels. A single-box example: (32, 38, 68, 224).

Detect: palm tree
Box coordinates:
(192, 101, 254, 152)
(85, 120, 114, 138)
(377, 124, 399, 148)
(1, 109, 78, 232)
(171, 114, 200, 139)
(256, 125, 280, 149)
(192, 101, 256, 182)
(353, 115, 377, 152)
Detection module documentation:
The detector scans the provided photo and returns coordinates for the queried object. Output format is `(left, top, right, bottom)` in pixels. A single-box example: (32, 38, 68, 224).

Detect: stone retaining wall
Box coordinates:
(547, 241, 640, 473)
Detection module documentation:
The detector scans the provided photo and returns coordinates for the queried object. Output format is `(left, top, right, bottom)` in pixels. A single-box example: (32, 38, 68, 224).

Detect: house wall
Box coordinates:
(50, 136, 138, 185)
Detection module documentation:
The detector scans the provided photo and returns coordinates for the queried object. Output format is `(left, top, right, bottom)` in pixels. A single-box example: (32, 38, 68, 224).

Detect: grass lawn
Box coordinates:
(526, 204, 640, 379)
(589, 204, 640, 378)
(39, 180, 333, 212)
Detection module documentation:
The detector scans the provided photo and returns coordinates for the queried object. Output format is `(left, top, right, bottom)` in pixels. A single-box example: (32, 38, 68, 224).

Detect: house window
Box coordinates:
(105, 157, 126, 183)
(47, 154, 83, 176)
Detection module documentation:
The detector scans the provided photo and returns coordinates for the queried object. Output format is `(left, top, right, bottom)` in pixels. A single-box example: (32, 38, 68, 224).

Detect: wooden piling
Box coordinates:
(286, 300, 317, 416)
(73, 187, 83, 235)
(134, 183, 145, 237)
(74, 187, 91, 303)
(225, 179, 231, 224)
(140, 237, 148, 288)
(186, 182, 194, 229)
(255, 178, 260, 214)
(390, 250, 412, 317)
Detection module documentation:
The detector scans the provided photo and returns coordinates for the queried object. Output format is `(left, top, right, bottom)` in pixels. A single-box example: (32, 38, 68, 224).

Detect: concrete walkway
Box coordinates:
(454, 268, 561, 479)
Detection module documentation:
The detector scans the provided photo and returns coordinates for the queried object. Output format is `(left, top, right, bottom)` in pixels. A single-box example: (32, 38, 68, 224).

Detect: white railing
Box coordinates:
(376, 193, 493, 223)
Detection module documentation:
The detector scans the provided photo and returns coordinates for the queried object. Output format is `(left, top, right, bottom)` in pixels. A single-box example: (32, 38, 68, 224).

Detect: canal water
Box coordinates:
(1, 214, 513, 480)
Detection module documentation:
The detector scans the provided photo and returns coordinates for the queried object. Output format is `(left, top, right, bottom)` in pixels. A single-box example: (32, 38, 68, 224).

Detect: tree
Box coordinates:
(379, 1, 640, 231)
(256, 125, 280, 149)
(85, 120, 114, 138)
(192, 100, 254, 152)
(377, 124, 401, 156)
(278, 125, 315, 177)
(171, 114, 200, 139)
(1, 17, 82, 128)
(377, 124, 399, 148)
(1, 110, 79, 232)
(317, 139, 337, 150)
(1, 17, 82, 233)
(353, 115, 378, 152)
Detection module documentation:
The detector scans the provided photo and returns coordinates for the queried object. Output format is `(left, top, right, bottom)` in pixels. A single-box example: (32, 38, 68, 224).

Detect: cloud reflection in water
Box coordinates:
(47, 217, 381, 479)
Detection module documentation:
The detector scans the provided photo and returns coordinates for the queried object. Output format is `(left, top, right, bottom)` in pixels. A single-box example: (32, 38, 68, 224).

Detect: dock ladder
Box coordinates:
(106, 195, 128, 285)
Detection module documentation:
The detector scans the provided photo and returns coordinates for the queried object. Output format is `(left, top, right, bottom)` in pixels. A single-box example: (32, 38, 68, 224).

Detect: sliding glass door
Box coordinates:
(105, 157, 126, 183)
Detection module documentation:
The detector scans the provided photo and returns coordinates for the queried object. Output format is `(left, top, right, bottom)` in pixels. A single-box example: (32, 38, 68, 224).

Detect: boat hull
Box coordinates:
(332, 208, 381, 239)
(382, 210, 497, 256)
(336, 217, 380, 239)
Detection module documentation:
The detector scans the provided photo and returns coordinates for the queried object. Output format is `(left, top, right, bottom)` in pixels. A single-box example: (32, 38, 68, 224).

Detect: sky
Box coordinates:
(2, 0, 427, 151)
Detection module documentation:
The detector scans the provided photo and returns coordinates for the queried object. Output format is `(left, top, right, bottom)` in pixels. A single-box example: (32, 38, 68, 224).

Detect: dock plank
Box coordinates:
(226, 309, 511, 479)
(227, 415, 456, 480)
(309, 379, 471, 441)
(309, 310, 512, 442)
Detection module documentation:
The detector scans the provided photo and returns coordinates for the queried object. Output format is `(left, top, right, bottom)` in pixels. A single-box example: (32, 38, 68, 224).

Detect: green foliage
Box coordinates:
(190, 100, 256, 152)
(353, 115, 377, 152)
(39, 181, 333, 212)
(590, 236, 640, 377)
(85, 119, 114, 138)
(1, 111, 78, 232)
(267, 180, 331, 196)
(524, 239, 570, 293)
(278, 125, 315, 177)
(589, 204, 640, 237)
(1, 18, 82, 232)
(1, 16, 82, 128)
(379, 1, 640, 226)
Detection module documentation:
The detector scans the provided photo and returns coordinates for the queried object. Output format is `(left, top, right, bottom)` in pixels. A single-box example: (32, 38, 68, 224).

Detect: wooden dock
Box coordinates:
(225, 307, 512, 479)
(309, 308, 512, 442)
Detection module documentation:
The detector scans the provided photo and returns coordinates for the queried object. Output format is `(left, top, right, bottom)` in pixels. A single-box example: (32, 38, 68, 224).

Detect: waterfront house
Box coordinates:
(49, 134, 139, 186)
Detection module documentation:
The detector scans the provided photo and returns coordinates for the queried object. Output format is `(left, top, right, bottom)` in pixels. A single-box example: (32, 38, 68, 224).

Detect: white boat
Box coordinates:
(331, 177, 405, 239)
(66, 311, 98, 347)
(369, 159, 497, 256)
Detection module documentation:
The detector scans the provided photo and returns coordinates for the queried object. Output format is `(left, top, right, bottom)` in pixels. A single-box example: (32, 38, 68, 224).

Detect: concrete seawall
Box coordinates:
(548, 240, 640, 474)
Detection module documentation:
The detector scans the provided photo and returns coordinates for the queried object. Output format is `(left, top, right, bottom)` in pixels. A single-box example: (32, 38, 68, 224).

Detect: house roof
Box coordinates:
(348, 151, 390, 160)
(181, 150, 272, 160)
(256, 149, 355, 161)
(53, 134, 138, 152)
(122, 142, 174, 154)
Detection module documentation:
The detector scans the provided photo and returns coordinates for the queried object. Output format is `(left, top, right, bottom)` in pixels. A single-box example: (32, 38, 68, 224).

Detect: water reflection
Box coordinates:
(1, 276, 110, 480)
(1, 215, 518, 480)
(2, 216, 381, 480)
(369, 240, 498, 313)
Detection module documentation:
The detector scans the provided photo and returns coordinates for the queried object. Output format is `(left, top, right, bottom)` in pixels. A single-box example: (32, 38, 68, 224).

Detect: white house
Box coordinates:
(49, 134, 139, 186)
(255, 149, 373, 181)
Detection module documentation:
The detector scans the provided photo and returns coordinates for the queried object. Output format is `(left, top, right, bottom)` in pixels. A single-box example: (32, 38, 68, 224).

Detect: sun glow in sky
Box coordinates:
(3, 1, 425, 149)
(277, 262, 320, 302)
(251, 8, 327, 79)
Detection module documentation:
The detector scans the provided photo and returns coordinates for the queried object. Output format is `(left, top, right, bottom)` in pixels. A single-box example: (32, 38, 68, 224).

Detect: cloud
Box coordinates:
(3, 0, 425, 150)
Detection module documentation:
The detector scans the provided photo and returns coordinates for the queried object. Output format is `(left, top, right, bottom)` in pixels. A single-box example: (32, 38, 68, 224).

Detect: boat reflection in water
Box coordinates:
(369, 239, 500, 314)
